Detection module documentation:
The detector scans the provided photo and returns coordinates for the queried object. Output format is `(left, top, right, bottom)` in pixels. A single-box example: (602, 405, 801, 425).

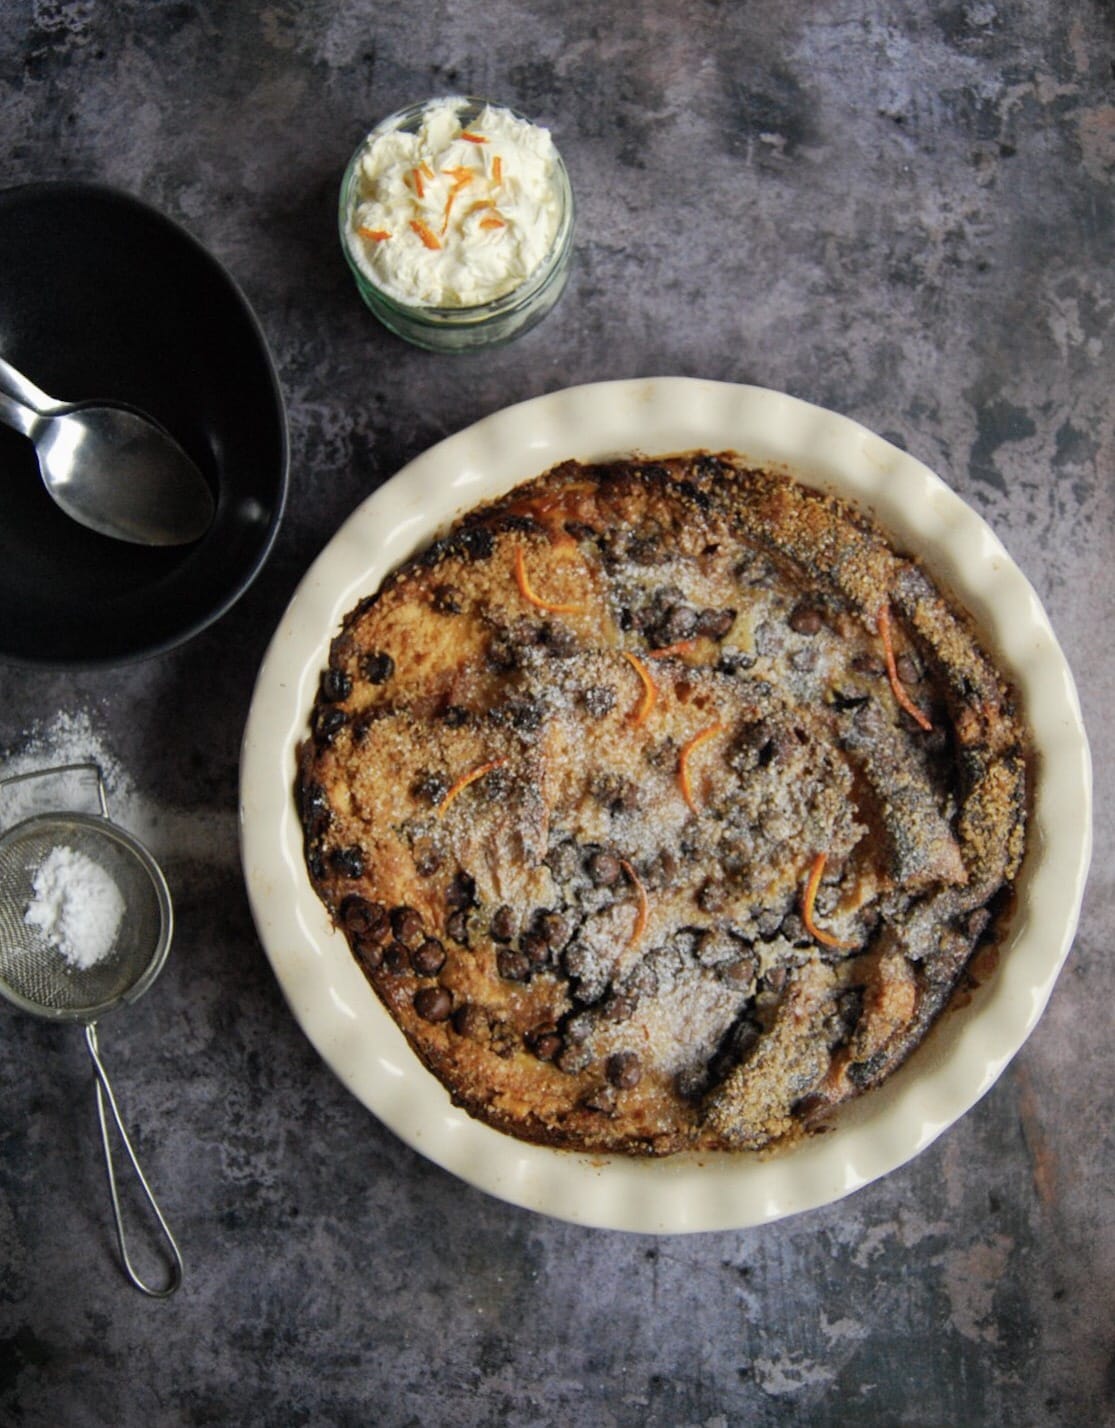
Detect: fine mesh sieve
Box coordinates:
(0, 763, 183, 1298)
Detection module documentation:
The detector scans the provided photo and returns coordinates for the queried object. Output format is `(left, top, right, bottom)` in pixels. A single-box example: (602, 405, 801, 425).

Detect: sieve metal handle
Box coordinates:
(85, 1023, 183, 1299)
(0, 762, 111, 824)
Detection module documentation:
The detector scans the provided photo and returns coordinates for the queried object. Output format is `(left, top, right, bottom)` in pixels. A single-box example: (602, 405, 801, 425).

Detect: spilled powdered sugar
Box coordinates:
(0, 709, 236, 868)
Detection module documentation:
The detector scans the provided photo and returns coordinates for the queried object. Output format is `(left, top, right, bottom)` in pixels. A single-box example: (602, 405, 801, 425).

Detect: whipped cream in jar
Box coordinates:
(340, 97, 574, 351)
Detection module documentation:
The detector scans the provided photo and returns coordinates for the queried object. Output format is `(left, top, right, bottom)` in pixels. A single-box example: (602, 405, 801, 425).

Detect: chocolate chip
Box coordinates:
(545, 840, 580, 882)
(602, 991, 635, 1023)
(479, 764, 511, 802)
(789, 604, 823, 635)
(360, 650, 395, 684)
(412, 771, 450, 806)
(626, 531, 663, 565)
(564, 1010, 594, 1044)
(390, 906, 424, 946)
(505, 616, 544, 648)
(445, 910, 470, 945)
(340, 896, 389, 941)
(896, 653, 921, 684)
(489, 905, 516, 942)
(330, 845, 365, 879)
(497, 948, 531, 982)
(458, 526, 494, 561)
(643, 849, 677, 890)
(320, 668, 352, 702)
(412, 841, 443, 877)
(543, 623, 578, 658)
(588, 851, 622, 886)
(696, 607, 736, 640)
(606, 1050, 642, 1089)
(352, 937, 384, 972)
(779, 912, 807, 944)
(696, 879, 727, 913)
(414, 986, 452, 1023)
(851, 652, 884, 676)
(656, 603, 699, 645)
(761, 964, 788, 995)
(441, 704, 471, 728)
(410, 938, 446, 977)
(446, 871, 477, 909)
(300, 782, 332, 839)
(486, 637, 521, 673)
(717, 951, 759, 987)
(580, 1084, 618, 1114)
(563, 942, 603, 991)
(535, 910, 569, 949)
(525, 1024, 562, 1061)
(499, 697, 543, 733)
(383, 941, 410, 974)
(847, 1050, 888, 1088)
(581, 685, 616, 718)
(452, 1003, 489, 1039)
(484, 1021, 513, 1059)
(519, 931, 550, 966)
(432, 583, 463, 614)
(313, 706, 348, 744)
(716, 650, 757, 675)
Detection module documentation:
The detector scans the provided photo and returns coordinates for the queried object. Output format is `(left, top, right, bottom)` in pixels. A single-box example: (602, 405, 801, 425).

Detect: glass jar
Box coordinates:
(339, 97, 575, 353)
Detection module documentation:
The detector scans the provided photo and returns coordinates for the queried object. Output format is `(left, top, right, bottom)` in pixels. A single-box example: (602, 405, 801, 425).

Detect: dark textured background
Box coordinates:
(0, 2, 1112, 1424)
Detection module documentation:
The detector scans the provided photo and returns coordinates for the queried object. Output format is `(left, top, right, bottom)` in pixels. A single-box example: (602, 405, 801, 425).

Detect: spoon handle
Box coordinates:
(0, 388, 37, 439)
(0, 355, 56, 413)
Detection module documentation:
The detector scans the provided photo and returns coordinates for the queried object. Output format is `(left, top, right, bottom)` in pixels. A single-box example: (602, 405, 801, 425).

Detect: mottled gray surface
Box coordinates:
(0, 1, 1112, 1424)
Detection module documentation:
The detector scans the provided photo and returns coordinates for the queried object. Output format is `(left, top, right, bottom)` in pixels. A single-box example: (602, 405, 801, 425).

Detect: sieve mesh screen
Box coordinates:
(0, 816, 167, 1018)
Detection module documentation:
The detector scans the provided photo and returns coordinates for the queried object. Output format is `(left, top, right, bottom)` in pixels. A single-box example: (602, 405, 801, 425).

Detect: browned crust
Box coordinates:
(296, 454, 1028, 1155)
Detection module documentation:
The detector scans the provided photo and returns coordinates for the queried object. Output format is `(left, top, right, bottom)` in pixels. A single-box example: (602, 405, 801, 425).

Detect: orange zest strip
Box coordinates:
(441, 193, 456, 234)
(479, 215, 506, 229)
(466, 199, 496, 215)
(512, 545, 586, 614)
(460, 130, 488, 143)
(877, 604, 932, 732)
(648, 639, 697, 659)
(677, 722, 725, 813)
(436, 758, 507, 820)
(419, 161, 435, 180)
(621, 652, 657, 726)
(618, 859, 649, 947)
(492, 155, 503, 184)
(443, 166, 477, 188)
(801, 853, 859, 951)
(358, 227, 392, 242)
(411, 166, 425, 199)
(410, 219, 442, 250)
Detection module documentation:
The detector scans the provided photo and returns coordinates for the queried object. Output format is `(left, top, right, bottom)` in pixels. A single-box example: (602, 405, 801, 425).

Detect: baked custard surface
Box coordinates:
(297, 455, 1027, 1155)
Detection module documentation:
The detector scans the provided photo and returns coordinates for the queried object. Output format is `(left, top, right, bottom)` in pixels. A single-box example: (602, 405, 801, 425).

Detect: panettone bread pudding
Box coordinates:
(297, 454, 1027, 1156)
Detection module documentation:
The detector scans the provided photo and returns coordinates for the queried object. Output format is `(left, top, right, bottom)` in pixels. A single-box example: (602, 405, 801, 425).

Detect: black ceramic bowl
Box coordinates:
(0, 181, 287, 666)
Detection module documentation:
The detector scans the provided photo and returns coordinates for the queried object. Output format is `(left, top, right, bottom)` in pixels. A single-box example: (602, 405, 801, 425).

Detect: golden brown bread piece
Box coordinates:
(297, 454, 1027, 1155)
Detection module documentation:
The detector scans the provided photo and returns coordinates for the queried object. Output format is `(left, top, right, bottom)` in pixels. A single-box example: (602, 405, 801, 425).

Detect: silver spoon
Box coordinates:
(0, 354, 214, 546)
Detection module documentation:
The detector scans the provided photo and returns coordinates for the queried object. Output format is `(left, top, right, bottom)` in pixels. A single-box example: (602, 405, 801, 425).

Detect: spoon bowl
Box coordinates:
(0, 355, 214, 546)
